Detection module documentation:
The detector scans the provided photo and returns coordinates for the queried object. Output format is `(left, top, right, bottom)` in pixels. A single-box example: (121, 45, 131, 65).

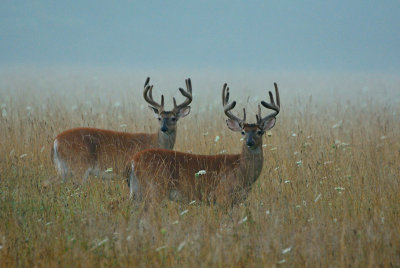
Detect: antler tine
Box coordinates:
(222, 83, 228, 106)
(185, 78, 192, 94)
(260, 82, 280, 122)
(256, 104, 262, 124)
(144, 77, 150, 88)
(173, 78, 193, 111)
(274, 82, 280, 107)
(222, 83, 245, 123)
(143, 79, 164, 110)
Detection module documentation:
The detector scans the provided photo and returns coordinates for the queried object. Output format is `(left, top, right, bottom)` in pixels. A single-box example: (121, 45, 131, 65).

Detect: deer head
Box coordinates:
(143, 77, 192, 134)
(222, 83, 280, 150)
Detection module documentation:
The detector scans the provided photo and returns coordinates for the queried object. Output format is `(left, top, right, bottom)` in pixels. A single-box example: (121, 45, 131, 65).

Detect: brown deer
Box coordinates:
(126, 82, 280, 206)
(51, 77, 193, 182)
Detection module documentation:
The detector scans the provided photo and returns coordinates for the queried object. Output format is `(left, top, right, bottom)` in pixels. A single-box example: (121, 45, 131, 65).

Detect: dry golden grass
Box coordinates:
(0, 67, 399, 267)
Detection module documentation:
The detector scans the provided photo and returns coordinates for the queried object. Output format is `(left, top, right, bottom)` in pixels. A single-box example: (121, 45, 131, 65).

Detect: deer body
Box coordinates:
(52, 77, 192, 182)
(52, 127, 177, 182)
(127, 82, 280, 206)
(128, 140, 264, 205)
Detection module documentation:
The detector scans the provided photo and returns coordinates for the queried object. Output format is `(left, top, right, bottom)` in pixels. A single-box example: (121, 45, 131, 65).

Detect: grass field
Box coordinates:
(1, 67, 399, 267)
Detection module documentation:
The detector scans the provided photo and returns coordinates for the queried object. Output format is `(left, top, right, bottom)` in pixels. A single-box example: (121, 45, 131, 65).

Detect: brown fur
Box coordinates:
(127, 126, 266, 207)
(53, 127, 173, 181)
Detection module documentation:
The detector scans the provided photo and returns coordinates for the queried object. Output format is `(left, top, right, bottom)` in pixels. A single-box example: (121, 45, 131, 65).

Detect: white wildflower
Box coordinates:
(20, 154, 27, 159)
(105, 168, 113, 173)
(156, 245, 167, 252)
(180, 209, 188, 216)
(334, 187, 345, 191)
(282, 247, 292, 254)
(177, 241, 186, 252)
(215, 136, 220, 142)
(314, 193, 321, 203)
(238, 216, 248, 224)
(195, 170, 206, 178)
(332, 120, 342, 128)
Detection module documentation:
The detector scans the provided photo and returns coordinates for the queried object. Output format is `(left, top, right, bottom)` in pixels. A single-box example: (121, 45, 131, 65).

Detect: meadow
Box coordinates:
(0, 67, 399, 267)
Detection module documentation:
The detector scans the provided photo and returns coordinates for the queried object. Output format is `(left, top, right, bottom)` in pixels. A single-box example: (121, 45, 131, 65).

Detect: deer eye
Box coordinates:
(171, 117, 177, 122)
(158, 117, 161, 121)
(257, 130, 264, 135)
(241, 131, 245, 135)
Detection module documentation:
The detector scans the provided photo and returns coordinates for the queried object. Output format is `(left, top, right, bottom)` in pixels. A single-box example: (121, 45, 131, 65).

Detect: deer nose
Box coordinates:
(246, 139, 255, 147)
(160, 119, 168, 132)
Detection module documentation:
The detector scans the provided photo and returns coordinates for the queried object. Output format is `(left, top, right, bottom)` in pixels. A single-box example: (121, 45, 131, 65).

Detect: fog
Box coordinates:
(1, 1, 400, 72)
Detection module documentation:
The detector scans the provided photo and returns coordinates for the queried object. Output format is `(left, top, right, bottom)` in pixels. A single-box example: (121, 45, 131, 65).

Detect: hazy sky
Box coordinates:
(1, 1, 399, 72)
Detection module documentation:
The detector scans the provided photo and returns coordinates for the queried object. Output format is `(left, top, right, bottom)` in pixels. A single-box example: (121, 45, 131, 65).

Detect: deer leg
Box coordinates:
(82, 167, 93, 184)
(129, 163, 142, 201)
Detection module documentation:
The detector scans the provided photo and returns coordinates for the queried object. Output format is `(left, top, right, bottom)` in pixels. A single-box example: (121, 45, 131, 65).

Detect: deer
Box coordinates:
(51, 77, 193, 183)
(126, 82, 280, 207)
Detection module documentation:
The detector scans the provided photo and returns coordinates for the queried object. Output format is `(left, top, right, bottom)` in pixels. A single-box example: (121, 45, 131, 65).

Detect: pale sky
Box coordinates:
(1, 0, 399, 72)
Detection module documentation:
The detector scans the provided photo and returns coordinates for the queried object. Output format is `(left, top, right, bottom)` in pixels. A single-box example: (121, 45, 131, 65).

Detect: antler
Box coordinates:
(173, 78, 193, 112)
(258, 82, 280, 124)
(222, 83, 246, 124)
(143, 77, 164, 111)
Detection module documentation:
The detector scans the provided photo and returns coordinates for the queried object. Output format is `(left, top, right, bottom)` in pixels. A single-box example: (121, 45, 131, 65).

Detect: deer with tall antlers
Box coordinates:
(51, 77, 193, 182)
(126, 82, 280, 206)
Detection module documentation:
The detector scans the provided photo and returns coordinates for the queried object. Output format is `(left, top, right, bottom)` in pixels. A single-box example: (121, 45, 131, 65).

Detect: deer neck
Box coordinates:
(157, 129, 176, 150)
(239, 143, 264, 188)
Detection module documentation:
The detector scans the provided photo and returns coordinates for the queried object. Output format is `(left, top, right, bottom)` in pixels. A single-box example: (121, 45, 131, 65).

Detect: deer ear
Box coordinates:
(148, 106, 159, 118)
(226, 119, 242, 132)
(176, 106, 190, 119)
(261, 117, 276, 131)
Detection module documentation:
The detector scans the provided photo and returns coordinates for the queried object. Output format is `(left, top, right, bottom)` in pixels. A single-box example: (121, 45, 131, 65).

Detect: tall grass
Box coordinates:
(0, 67, 399, 267)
